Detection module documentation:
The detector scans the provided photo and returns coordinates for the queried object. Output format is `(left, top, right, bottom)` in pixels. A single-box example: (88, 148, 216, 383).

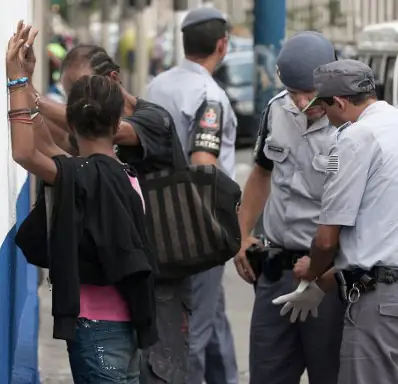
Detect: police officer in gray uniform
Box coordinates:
(145, 8, 238, 384)
(288, 59, 398, 384)
(234, 32, 345, 384)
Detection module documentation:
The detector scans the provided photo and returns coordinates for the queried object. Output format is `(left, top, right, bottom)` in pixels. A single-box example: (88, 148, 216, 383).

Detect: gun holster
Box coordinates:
(262, 247, 285, 282)
(246, 241, 267, 281)
(246, 239, 306, 284)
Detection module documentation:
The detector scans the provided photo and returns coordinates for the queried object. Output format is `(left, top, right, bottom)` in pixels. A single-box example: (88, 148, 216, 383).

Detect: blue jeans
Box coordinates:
(67, 318, 141, 384)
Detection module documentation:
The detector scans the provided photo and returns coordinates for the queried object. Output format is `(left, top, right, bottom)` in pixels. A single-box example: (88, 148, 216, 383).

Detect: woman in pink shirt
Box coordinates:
(7, 22, 155, 384)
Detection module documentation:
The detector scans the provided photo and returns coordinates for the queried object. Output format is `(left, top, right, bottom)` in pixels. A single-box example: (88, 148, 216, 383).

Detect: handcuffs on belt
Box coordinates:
(335, 270, 377, 304)
(348, 283, 361, 303)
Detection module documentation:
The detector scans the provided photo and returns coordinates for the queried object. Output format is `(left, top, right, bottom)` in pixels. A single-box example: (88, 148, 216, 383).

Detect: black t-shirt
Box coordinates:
(117, 99, 175, 176)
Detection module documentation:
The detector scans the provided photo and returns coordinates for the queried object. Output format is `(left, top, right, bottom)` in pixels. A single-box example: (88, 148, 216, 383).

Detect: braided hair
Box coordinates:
(66, 75, 124, 139)
(61, 44, 120, 76)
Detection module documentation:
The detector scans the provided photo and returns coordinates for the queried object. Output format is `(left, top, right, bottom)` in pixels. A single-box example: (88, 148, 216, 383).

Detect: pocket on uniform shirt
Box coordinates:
(311, 153, 329, 173)
(263, 143, 289, 184)
(309, 154, 329, 198)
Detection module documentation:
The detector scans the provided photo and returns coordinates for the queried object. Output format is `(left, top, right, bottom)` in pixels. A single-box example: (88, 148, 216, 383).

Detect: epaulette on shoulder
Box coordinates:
(267, 89, 288, 107)
(336, 121, 352, 139)
(337, 121, 351, 133)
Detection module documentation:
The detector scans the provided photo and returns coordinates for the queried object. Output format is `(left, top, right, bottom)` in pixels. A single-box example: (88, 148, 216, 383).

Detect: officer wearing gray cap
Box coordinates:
(283, 59, 398, 384)
(234, 31, 344, 384)
(144, 7, 238, 384)
(180, 7, 227, 30)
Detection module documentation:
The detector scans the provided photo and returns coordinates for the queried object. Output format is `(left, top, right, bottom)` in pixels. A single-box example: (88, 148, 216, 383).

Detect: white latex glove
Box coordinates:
(272, 280, 326, 323)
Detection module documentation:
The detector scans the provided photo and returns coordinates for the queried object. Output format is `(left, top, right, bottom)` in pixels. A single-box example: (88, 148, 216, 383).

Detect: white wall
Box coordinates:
(0, 2, 31, 244)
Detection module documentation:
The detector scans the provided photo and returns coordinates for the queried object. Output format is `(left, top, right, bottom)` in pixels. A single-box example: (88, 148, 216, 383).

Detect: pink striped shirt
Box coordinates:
(79, 174, 145, 321)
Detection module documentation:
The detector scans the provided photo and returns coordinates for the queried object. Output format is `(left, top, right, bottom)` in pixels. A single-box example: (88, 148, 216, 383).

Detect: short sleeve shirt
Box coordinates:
(144, 59, 237, 179)
(117, 99, 174, 176)
(253, 91, 336, 250)
(319, 101, 398, 270)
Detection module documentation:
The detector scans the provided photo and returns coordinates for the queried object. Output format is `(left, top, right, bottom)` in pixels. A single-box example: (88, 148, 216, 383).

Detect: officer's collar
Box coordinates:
(282, 94, 330, 134)
(306, 114, 330, 134)
(180, 59, 213, 77)
(357, 100, 386, 122)
(337, 121, 352, 132)
(281, 96, 300, 114)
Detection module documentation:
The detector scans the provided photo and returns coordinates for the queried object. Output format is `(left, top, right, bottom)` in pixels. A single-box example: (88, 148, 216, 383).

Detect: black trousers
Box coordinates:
(140, 279, 191, 384)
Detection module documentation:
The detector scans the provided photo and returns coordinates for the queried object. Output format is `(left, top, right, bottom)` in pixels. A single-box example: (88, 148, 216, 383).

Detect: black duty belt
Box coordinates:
(246, 240, 308, 284)
(267, 245, 308, 270)
(335, 267, 398, 304)
(374, 267, 398, 283)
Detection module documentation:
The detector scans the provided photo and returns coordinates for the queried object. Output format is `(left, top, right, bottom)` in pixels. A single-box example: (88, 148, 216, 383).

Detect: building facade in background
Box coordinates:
(287, 0, 398, 43)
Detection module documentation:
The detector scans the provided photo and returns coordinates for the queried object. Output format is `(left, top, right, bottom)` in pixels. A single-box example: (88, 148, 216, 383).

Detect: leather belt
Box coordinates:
(335, 267, 398, 304)
(268, 245, 308, 270)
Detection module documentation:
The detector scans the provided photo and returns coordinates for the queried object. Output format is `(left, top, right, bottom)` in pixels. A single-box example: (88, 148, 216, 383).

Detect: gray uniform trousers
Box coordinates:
(338, 283, 398, 384)
(188, 265, 238, 384)
(250, 271, 345, 384)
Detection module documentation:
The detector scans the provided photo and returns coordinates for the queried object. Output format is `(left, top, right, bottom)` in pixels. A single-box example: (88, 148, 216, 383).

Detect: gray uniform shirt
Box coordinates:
(145, 59, 237, 179)
(319, 101, 398, 270)
(255, 91, 336, 250)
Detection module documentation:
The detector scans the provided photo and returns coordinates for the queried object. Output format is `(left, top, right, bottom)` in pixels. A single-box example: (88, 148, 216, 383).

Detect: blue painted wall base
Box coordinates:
(0, 178, 40, 384)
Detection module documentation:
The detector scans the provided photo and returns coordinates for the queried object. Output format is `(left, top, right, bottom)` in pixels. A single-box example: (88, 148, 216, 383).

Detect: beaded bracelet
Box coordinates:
(8, 77, 28, 88)
(8, 107, 40, 120)
(8, 117, 33, 125)
(8, 108, 31, 117)
(8, 108, 31, 114)
(9, 83, 27, 94)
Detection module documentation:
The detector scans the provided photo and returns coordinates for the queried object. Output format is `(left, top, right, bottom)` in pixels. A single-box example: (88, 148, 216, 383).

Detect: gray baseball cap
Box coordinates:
(181, 7, 227, 31)
(303, 59, 375, 112)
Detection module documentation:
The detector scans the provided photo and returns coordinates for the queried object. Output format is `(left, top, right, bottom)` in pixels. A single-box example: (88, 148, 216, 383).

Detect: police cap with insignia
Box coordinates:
(181, 7, 227, 31)
(303, 59, 376, 111)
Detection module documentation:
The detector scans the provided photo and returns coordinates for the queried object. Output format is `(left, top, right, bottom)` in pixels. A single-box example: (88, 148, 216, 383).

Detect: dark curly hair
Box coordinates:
(61, 44, 120, 76)
(66, 75, 124, 139)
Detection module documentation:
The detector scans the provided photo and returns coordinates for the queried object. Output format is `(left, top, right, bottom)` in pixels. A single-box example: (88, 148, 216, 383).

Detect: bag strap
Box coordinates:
(169, 118, 188, 170)
(145, 103, 188, 170)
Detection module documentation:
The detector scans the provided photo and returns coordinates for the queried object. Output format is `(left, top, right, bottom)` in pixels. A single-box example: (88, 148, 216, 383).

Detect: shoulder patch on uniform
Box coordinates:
(199, 102, 221, 130)
(326, 154, 339, 173)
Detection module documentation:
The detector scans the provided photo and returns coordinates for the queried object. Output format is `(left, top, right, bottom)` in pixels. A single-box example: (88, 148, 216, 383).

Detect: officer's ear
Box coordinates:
(333, 96, 346, 111)
(217, 36, 228, 56)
